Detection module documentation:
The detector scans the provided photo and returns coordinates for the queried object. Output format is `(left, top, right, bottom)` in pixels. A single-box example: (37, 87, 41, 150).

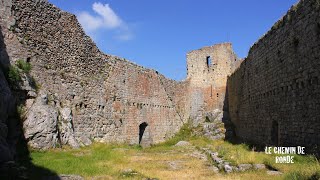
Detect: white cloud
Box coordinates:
(77, 11, 102, 31)
(114, 25, 133, 41)
(92, 3, 122, 29)
(77, 2, 133, 41)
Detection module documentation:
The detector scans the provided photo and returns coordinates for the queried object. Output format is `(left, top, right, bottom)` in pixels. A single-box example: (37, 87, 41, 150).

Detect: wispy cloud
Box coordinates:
(77, 11, 102, 31)
(77, 2, 133, 41)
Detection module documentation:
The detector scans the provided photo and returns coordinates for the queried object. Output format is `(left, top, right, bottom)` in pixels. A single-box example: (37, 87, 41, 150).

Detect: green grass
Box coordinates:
(26, 143, 151, 179)
(193, 139, 320, 179)
(7, 59, 32, 83)
(8, 65, 21, 82)
(16, 59, 32, 73)
(30, 144, 126, 176)
(25, 125, 320, 180)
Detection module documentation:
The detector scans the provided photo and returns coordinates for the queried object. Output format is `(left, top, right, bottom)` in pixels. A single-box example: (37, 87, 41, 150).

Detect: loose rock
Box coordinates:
(224, 164, 233, 173)
(175, 141, 191, 147)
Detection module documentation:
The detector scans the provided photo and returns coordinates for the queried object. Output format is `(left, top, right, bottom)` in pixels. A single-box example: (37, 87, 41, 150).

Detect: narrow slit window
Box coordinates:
(206, 56, 211, 68)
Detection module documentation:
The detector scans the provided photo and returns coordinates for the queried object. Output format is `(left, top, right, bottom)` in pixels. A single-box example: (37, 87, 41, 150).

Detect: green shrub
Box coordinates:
(7, 59, 33, 83)
(8, 65, 21, 82)
(16, 59, 31, 73)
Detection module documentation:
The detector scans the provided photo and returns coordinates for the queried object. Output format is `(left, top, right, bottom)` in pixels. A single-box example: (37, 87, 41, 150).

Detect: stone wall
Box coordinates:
(227, 0, 320, 154)
(1, 0, 318, 159)
(95, 57, 183, 145)
(186, 43, 241, 125)
(0, 0, 184, 150)
(0, 0, 240, 151)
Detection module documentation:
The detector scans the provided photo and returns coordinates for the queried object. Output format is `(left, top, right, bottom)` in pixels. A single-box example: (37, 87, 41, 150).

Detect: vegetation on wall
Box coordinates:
(7, 59, 32, 84)
(8, 65, 21, 82)
(16, 59, 32, 73)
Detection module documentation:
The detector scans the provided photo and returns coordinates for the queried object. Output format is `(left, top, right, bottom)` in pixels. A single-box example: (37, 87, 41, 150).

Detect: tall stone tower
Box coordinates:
(186, 43, 241, 125)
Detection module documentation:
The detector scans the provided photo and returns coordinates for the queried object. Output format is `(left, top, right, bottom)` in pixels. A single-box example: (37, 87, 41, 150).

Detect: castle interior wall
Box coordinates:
(227, 0, 320, 153)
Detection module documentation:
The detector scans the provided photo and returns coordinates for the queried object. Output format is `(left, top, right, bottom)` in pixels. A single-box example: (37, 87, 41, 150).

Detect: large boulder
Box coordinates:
(58, 107, 79, 148)
(205, 109, 223, 122)
(23, 91, 59, 149)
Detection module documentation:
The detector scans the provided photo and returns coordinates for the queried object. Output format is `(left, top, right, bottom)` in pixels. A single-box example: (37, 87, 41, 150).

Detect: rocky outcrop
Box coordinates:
(203, 148, 268, 173)
(190, 109, 229, 141)
(23, 91, 59, 149)
(202, 109, 226, 140)
(23, 91, 82, 149)
(58, 108, 79, 148)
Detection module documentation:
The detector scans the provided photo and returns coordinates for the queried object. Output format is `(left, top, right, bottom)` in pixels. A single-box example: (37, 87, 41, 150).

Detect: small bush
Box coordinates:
(8, 66, 21, 82)
(6, 59, 34, 84)
(16, 59, 31, 73)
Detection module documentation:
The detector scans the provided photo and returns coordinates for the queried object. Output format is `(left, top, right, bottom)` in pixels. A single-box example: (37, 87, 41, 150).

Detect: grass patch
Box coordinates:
(26, 125, 320, 180)
(7, 59, 32, 83)
(16, 59, 31, 73)
(27, 143, 135, 179)
(197, 139, 320, 179)
(8, 65, 21, 82)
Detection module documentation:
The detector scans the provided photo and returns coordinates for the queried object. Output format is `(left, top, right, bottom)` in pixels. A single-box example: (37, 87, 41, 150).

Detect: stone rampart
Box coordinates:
(227, 0, 320, 154)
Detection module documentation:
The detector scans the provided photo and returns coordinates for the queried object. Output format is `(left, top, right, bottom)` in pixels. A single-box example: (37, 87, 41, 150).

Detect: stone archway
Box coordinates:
(139, 122, 151, 147)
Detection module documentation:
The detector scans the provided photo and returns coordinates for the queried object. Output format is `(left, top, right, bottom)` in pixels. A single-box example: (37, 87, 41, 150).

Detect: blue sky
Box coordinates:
(48, 0, 297, 80)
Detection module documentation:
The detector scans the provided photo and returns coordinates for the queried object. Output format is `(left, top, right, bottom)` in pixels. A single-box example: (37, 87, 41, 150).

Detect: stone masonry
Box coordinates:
(186, 43, 241, 126)
(227, 0, 320, 154)
(0, 0, 319, 164)
(0, 0, 184, 150)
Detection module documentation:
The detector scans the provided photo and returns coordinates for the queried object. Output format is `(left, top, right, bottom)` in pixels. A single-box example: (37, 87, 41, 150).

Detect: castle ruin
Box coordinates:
(0, 0, 319, 164)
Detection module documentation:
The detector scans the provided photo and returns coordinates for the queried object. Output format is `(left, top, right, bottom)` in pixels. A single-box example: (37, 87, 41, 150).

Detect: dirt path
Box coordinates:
(120, 143, 219, 179)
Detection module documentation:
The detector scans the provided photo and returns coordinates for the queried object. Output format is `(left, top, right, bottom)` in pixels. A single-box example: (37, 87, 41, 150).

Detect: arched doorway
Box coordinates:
(271, 121, 279, 146)
(139, 122, 151, 147)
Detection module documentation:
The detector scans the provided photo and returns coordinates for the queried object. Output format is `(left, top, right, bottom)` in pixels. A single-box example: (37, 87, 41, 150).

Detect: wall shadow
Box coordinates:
(0, 25, 59, 179)
(221, 85, 234, 142)
(223, 63, 320, 157)
(221, 78, 266, 152)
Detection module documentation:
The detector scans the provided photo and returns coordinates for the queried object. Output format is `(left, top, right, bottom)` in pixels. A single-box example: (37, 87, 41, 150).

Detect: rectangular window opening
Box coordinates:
(206, 56, 211, 68)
